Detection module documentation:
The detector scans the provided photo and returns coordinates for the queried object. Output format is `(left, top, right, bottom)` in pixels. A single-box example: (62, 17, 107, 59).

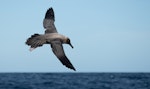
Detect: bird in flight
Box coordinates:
(25, 8, 76, 71)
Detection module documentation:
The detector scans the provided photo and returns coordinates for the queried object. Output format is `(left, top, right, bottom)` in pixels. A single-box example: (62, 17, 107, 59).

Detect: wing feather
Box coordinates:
(43, 8, 57, 34)
(50, 40, 76, 71)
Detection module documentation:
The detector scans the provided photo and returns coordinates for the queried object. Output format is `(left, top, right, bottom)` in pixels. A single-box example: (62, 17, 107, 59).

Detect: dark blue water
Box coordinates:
(0, 73, 149, 89)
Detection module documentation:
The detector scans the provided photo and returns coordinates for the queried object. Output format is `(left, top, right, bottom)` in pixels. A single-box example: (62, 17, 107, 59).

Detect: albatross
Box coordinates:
(25, 7, 76, 71)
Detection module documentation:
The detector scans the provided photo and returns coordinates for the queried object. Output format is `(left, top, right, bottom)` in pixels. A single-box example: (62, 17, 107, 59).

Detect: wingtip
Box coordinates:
(47, 7, 53, 12)
(73, 68, 76, 71)
(63, 63, 76, 71)
(45, 7, 55, 20)
(69, 66, 76, 71)
(49, 7, 53, 10)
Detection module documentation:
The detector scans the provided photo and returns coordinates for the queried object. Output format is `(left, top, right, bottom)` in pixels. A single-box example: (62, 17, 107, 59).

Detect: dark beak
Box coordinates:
(69, 43, 74, 48)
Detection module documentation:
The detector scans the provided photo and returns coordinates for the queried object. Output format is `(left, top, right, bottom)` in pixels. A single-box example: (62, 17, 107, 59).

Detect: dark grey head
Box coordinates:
(66, 38, 74, 48)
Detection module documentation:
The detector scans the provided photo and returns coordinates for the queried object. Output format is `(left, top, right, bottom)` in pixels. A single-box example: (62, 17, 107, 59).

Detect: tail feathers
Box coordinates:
(26, 34, 46, 49)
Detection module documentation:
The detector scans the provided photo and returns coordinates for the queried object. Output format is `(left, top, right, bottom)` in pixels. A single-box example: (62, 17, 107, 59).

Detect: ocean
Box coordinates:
(0, 73, 149, 89)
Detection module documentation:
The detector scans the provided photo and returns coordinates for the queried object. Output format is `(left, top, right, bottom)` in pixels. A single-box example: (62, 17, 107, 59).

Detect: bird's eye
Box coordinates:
(67, 39, 70, 43)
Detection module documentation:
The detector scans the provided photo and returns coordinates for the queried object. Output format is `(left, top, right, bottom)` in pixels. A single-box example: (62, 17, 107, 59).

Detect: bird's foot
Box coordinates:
(29, 47, 35, 52)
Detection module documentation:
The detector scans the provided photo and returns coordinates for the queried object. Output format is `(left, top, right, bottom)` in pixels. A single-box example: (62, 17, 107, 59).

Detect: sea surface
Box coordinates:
(0, 73, 149, 89)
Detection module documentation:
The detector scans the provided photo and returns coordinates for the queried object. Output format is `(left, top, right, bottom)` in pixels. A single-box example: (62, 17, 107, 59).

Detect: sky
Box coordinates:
(0, 0, 150, 72)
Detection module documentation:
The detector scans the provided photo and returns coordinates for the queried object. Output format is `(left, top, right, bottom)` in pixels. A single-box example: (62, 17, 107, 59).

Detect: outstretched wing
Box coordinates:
(43, 8, 57, 33)
(51, 40, 76, 71)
